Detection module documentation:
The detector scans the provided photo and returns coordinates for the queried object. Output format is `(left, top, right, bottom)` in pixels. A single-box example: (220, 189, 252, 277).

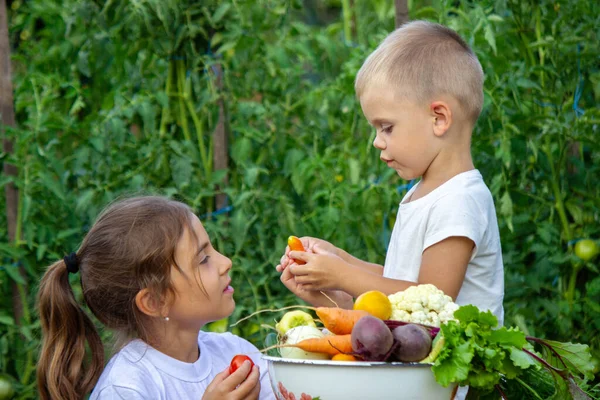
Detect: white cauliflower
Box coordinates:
(388, 284, 459, 327)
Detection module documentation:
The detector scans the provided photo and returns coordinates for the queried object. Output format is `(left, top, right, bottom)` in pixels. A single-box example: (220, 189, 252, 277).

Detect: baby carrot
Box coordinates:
(288, 235, 306, 265)
(315, 307, 370, 335)
(293, 334, 353, 356)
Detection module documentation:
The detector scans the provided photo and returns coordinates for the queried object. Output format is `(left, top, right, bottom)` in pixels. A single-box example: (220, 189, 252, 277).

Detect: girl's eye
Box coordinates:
(200, 256, 210, 265)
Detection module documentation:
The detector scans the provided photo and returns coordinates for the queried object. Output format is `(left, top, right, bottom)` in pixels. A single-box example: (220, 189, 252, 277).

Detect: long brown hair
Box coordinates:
(37, 196, 195, 400)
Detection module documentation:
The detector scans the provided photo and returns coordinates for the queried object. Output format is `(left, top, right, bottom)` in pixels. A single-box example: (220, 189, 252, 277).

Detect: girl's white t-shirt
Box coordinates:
(384, 169, 505, 326)
(90, 331, 276, 400)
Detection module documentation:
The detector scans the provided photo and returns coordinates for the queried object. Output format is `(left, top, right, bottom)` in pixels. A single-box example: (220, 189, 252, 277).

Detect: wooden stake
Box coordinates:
(0, 0, 25, 324)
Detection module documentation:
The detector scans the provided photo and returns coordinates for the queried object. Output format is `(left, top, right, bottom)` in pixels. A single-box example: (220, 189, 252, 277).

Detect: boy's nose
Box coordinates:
(373, 133, 385, 150)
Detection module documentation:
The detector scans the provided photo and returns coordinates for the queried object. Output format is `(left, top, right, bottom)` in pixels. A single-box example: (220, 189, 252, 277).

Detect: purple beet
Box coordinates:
(351, 315, 394, 361)
(392, 324, 432, 362)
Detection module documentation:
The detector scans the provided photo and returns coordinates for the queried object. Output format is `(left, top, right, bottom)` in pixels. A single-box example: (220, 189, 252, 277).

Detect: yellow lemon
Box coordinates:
(332, 354, 358, 361)
(353, 290, 392, 320)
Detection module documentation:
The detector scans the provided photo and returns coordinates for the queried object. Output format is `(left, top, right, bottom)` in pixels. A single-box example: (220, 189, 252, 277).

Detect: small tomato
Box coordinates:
(229, 355, 254, 379)
(0, 374, 15, 400)
(574, 239, 599, 262)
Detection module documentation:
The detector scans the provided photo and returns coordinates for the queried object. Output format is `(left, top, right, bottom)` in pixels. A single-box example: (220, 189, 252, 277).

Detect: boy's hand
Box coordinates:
(202, 361, 260, 400)
(279, 264, 353, 308)
(287, 245, 350, 291)
(276, 237, 339, 273)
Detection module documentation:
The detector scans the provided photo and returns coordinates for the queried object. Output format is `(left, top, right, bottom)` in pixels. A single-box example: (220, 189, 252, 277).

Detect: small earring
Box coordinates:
(164, 316, 169, 321)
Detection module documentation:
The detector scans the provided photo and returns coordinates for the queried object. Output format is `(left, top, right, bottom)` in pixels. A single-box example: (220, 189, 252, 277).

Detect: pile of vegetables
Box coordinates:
(239, 283, 598, 399)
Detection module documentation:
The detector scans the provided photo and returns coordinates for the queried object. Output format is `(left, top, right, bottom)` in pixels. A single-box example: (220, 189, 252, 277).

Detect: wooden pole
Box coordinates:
(0, 0, 25, 323)
(212, 63, 229, 211)
(395, 0, 409, 28)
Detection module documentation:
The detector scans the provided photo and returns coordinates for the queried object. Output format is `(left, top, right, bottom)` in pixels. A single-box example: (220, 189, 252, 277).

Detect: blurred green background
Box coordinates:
(0, 0, 599, 397)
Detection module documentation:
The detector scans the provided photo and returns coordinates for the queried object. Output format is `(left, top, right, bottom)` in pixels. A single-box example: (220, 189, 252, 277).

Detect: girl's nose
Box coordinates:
(373, 133, 385, 150)
(218, 252, 232, 274)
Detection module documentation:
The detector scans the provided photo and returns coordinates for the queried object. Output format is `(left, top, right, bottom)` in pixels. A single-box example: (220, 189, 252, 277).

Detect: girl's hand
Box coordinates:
(287, 245, 351, 291)
(202, 361, 260, 400)
(276, 237, 339, 273)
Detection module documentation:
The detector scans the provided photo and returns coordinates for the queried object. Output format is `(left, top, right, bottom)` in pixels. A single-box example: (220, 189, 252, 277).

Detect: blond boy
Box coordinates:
(277, 21, 505, 328)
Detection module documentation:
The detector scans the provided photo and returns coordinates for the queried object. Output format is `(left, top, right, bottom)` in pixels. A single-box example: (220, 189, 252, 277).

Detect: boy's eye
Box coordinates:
(381, 125, 393, 134)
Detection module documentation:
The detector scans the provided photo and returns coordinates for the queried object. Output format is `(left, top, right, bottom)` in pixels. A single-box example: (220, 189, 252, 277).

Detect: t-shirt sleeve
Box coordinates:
(423, 192, 485, 253)
(226, 334, 277, 400)
(93, 385, 149, 400)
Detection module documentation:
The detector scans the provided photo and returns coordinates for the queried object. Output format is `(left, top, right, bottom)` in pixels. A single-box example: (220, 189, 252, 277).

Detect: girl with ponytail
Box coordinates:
(37, 196, 275, 400)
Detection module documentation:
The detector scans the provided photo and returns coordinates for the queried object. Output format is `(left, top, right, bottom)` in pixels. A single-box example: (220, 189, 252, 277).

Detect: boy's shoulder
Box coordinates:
(407, 170, 494, 210)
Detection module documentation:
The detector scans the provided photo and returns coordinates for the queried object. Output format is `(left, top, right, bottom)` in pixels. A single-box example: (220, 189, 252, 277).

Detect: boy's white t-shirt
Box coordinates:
(90, 331, 276, 400)
(384, 169, 505, 326)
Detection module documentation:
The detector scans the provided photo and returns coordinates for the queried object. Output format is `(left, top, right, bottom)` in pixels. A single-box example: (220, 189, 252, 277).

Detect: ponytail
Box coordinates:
(37, 259, 104, 400)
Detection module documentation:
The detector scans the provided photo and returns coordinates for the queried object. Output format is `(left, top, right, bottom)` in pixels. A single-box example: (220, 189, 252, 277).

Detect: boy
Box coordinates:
(276, 20, 504, 327)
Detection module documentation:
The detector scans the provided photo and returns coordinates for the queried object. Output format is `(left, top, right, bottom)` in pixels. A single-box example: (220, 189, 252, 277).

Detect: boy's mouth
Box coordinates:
(381, 157, 394, 166)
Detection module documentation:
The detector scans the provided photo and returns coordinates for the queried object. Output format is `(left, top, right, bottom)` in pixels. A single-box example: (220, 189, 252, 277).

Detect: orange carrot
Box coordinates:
(315, 307, 370, 335)
(288, 236, 306, 265)
(293, 334, 353, 356)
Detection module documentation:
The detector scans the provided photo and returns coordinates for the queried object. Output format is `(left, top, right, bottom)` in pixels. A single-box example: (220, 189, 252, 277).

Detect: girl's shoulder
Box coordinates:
(90, 341, 165, 399)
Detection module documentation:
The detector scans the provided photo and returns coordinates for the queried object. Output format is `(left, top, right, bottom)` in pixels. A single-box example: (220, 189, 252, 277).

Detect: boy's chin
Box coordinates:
(395, 168, 414, 180)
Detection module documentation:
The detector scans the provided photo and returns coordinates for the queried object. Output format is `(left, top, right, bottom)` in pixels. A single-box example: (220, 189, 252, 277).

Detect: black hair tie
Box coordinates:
(64, 252, 79, 274)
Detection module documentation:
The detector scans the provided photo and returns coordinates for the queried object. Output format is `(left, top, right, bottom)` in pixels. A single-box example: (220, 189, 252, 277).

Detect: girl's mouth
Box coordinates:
(223, 285, 234, 294)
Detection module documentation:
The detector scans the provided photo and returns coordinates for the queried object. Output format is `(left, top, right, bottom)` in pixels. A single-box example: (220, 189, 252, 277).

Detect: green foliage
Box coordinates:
(0, 0, 598, 397)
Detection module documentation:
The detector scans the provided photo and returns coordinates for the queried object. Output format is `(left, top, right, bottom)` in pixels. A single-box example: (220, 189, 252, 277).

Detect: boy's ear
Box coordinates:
(135, 288, 169, 318)
(430, 101, 452, 137)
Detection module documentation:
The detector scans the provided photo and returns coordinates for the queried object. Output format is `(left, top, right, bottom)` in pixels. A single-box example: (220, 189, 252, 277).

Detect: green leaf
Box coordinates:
(539, 339, 595, 380)
(509, 348, 536, 369)
(212, 3, 231, 24)
(432, 340, 473, 386)
(488, 327, 527, 347)
(455, 305, 498, 328)
(499, 191, 513, 231)
(0, 314, 14, 326)
(38, 171, 65, 200)
(3, 264, 26, 285)
(348, 158, 360, 185)
(36, 244, 48, 261)
(483, 23, 497, 55)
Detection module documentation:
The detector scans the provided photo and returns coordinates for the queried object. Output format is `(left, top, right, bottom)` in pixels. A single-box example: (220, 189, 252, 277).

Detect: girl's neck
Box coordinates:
(151, 327, 202, 363)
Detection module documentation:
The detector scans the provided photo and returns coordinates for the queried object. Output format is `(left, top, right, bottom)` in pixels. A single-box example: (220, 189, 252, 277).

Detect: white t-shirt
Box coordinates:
(90, 331, 276, 400)
(384, 169, 505, 326)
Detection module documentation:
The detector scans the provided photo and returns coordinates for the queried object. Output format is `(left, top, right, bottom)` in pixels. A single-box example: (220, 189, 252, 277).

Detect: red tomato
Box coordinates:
(229, 355, 254, 379)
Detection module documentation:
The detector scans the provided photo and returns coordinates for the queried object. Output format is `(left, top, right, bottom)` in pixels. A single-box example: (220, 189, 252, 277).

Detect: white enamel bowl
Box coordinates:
(263, 355, 457, 400)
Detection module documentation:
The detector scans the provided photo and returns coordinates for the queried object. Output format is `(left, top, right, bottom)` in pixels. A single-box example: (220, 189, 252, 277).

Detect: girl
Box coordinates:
(37, 196, 275, 400)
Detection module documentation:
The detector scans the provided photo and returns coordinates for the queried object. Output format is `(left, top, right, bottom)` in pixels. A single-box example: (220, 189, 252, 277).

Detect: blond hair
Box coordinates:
(355, 20, 484, 123)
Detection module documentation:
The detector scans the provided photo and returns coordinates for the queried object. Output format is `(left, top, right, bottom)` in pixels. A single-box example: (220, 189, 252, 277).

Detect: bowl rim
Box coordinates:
(262, 355, 434, 368)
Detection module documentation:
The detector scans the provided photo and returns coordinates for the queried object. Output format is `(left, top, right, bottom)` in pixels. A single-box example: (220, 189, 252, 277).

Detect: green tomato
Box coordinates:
(0, 374, 15, 400)
(574, 239, 599, 262)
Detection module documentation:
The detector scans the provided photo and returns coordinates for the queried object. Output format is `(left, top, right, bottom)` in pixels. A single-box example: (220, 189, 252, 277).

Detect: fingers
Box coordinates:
(287, 263, 310, 277)
(288, 250, 311, 263)
(245, 378, 261, 400)
(312, 244, 329, 255)
(233, 365, 260, 398)
(205, 367, 230, 391)
(222, 360, 254, 391)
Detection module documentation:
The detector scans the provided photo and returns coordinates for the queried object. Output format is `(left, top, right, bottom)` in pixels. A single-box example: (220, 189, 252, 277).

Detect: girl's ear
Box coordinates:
(135, 288, 169, 318)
